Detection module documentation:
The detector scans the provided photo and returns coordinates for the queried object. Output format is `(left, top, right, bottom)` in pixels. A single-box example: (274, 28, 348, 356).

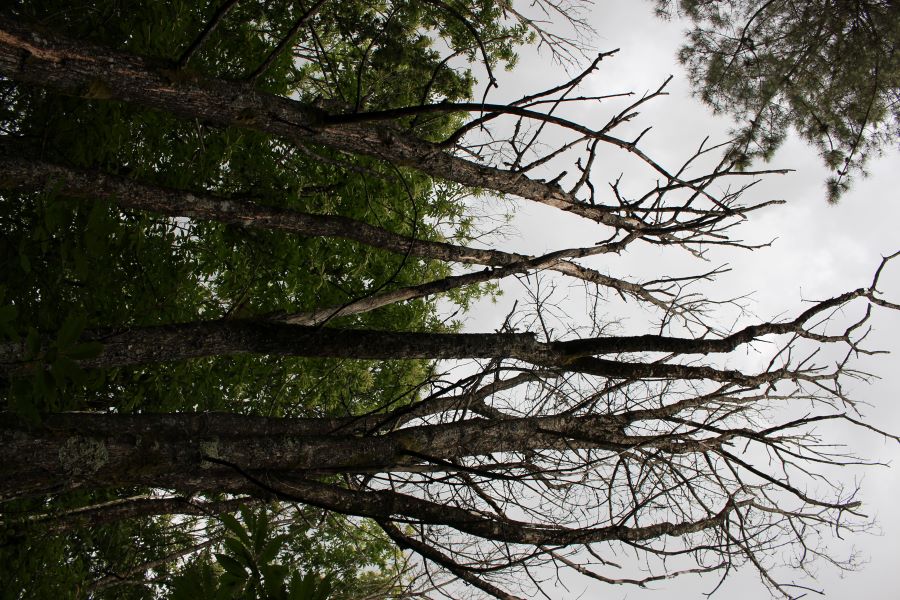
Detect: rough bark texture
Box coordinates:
(0, 155, 505, 266)
(0, 410, 731, 498)
(0, 317, 800, 384)
(0, 17, 628, 228)
(0, 411, 737, 546)
(0, 13, 889, 599)
(0, 155, 658, 324)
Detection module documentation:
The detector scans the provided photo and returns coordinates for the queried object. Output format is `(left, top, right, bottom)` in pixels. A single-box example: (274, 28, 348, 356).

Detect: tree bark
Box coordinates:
(10, 495, 254, 534)
(0, 410, 740, 548)
(0, 155, 501, 265)
(3, 278, 867, 383)
(0, 317, 801, 384)
(0, 410, 728, 501)
(0, 155, 672, 323)
(0, 17, 630, 229)
(0, 155, 638, 279)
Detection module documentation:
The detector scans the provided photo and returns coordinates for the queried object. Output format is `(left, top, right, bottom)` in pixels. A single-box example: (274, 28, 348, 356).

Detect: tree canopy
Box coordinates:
(653, 0, 900, 201)
(0, 1, 898, 599)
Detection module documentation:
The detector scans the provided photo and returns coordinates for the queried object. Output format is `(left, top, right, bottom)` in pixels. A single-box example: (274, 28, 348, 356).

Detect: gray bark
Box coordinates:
(0, 317, 805, 384)
(0, 410, 727, 500)
(0, 410, 738, 547)
(0, 17, 631, 229)
(0, 155, 667, 323)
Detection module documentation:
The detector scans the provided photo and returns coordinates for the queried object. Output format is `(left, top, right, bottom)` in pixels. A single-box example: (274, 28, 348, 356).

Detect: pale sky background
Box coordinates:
(453, 2, 900, 598)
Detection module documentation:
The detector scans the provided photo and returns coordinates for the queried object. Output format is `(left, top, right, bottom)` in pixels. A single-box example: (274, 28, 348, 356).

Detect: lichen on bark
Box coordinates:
(58, 436, 109, 478)
(199, 437, 220, 470)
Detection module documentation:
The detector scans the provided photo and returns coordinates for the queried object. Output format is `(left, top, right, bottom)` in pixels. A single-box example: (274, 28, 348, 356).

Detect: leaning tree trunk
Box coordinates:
(0, 410, 737, 548)
(0, 315, 819, 383)
(1, 410, 720, 501)
(0, 17, 626, 228)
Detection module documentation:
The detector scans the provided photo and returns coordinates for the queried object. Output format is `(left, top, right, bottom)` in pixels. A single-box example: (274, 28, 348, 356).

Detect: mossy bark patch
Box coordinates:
(58, 436, 109, 477)
(199, 437, 220, 469)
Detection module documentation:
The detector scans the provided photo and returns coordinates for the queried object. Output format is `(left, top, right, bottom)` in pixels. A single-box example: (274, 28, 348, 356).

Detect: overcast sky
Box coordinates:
(455, 2, 900, 598)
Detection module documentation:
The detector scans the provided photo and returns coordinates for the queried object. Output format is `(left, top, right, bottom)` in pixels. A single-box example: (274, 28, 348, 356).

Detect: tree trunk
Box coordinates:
(0, 17, 626, 228)
(0, 155, 673, 323)
(0, 154, 506, 266)
(1, 410, 725, 501)
(0, 316, 796, 383)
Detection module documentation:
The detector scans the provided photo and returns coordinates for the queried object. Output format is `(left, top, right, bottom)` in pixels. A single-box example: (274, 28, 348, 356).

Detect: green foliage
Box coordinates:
(168, 506, 404, 600)
(654, 0, 900, 201)
(170, 507, 335, 600)
(1, 0, 497, 417)
(0, 0, 524, 595)
(1, 495, 195, 600)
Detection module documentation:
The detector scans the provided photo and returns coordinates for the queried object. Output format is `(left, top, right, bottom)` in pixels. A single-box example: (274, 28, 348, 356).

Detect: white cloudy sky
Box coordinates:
(453, 2, 900, 598)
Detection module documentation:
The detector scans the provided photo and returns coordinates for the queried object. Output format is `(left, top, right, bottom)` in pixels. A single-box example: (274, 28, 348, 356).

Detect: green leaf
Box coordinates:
(250, 509, 269, 554)
(19, 250, 31, 274)
(53, 356, 87, 386)
(219, 513, 253, 549)
(217, 571, 247, 598)
(72, 246, 89, 279)
(50, 359, 67, 389)
(0, 304, 17, 324)
(8, 391, 41, 424)
(214, 553, 248, 580)
(288, 572, 333, 600)
(84, 201, 111, 257)
(57, 313, 87, 350)
(42, 197, 67, 234)
(32, 369, 57, 407)
(0, 304, 20, 341)
(257, 534, 287, 566)
(170, 559, 220, 600)
(24, 327, 41, 361)
(261, 563, 290, 599)
(288, 573, 314, 600)
(313, 574, 334, 600)
(43, 347, 58, 364)
(223, 537, 255, 571)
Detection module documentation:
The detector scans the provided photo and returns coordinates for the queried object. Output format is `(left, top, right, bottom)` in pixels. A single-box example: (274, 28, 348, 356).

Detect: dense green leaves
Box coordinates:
(172, 507, 335, 600)
(0, 0, 498, 416)
(0, 0, 528, 595)
(167, 506, 403, 600)
(1, 498, 195, 600)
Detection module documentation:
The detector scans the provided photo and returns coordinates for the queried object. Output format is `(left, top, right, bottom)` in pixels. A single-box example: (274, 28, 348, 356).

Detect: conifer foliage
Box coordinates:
(654, 0, 900, 201)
